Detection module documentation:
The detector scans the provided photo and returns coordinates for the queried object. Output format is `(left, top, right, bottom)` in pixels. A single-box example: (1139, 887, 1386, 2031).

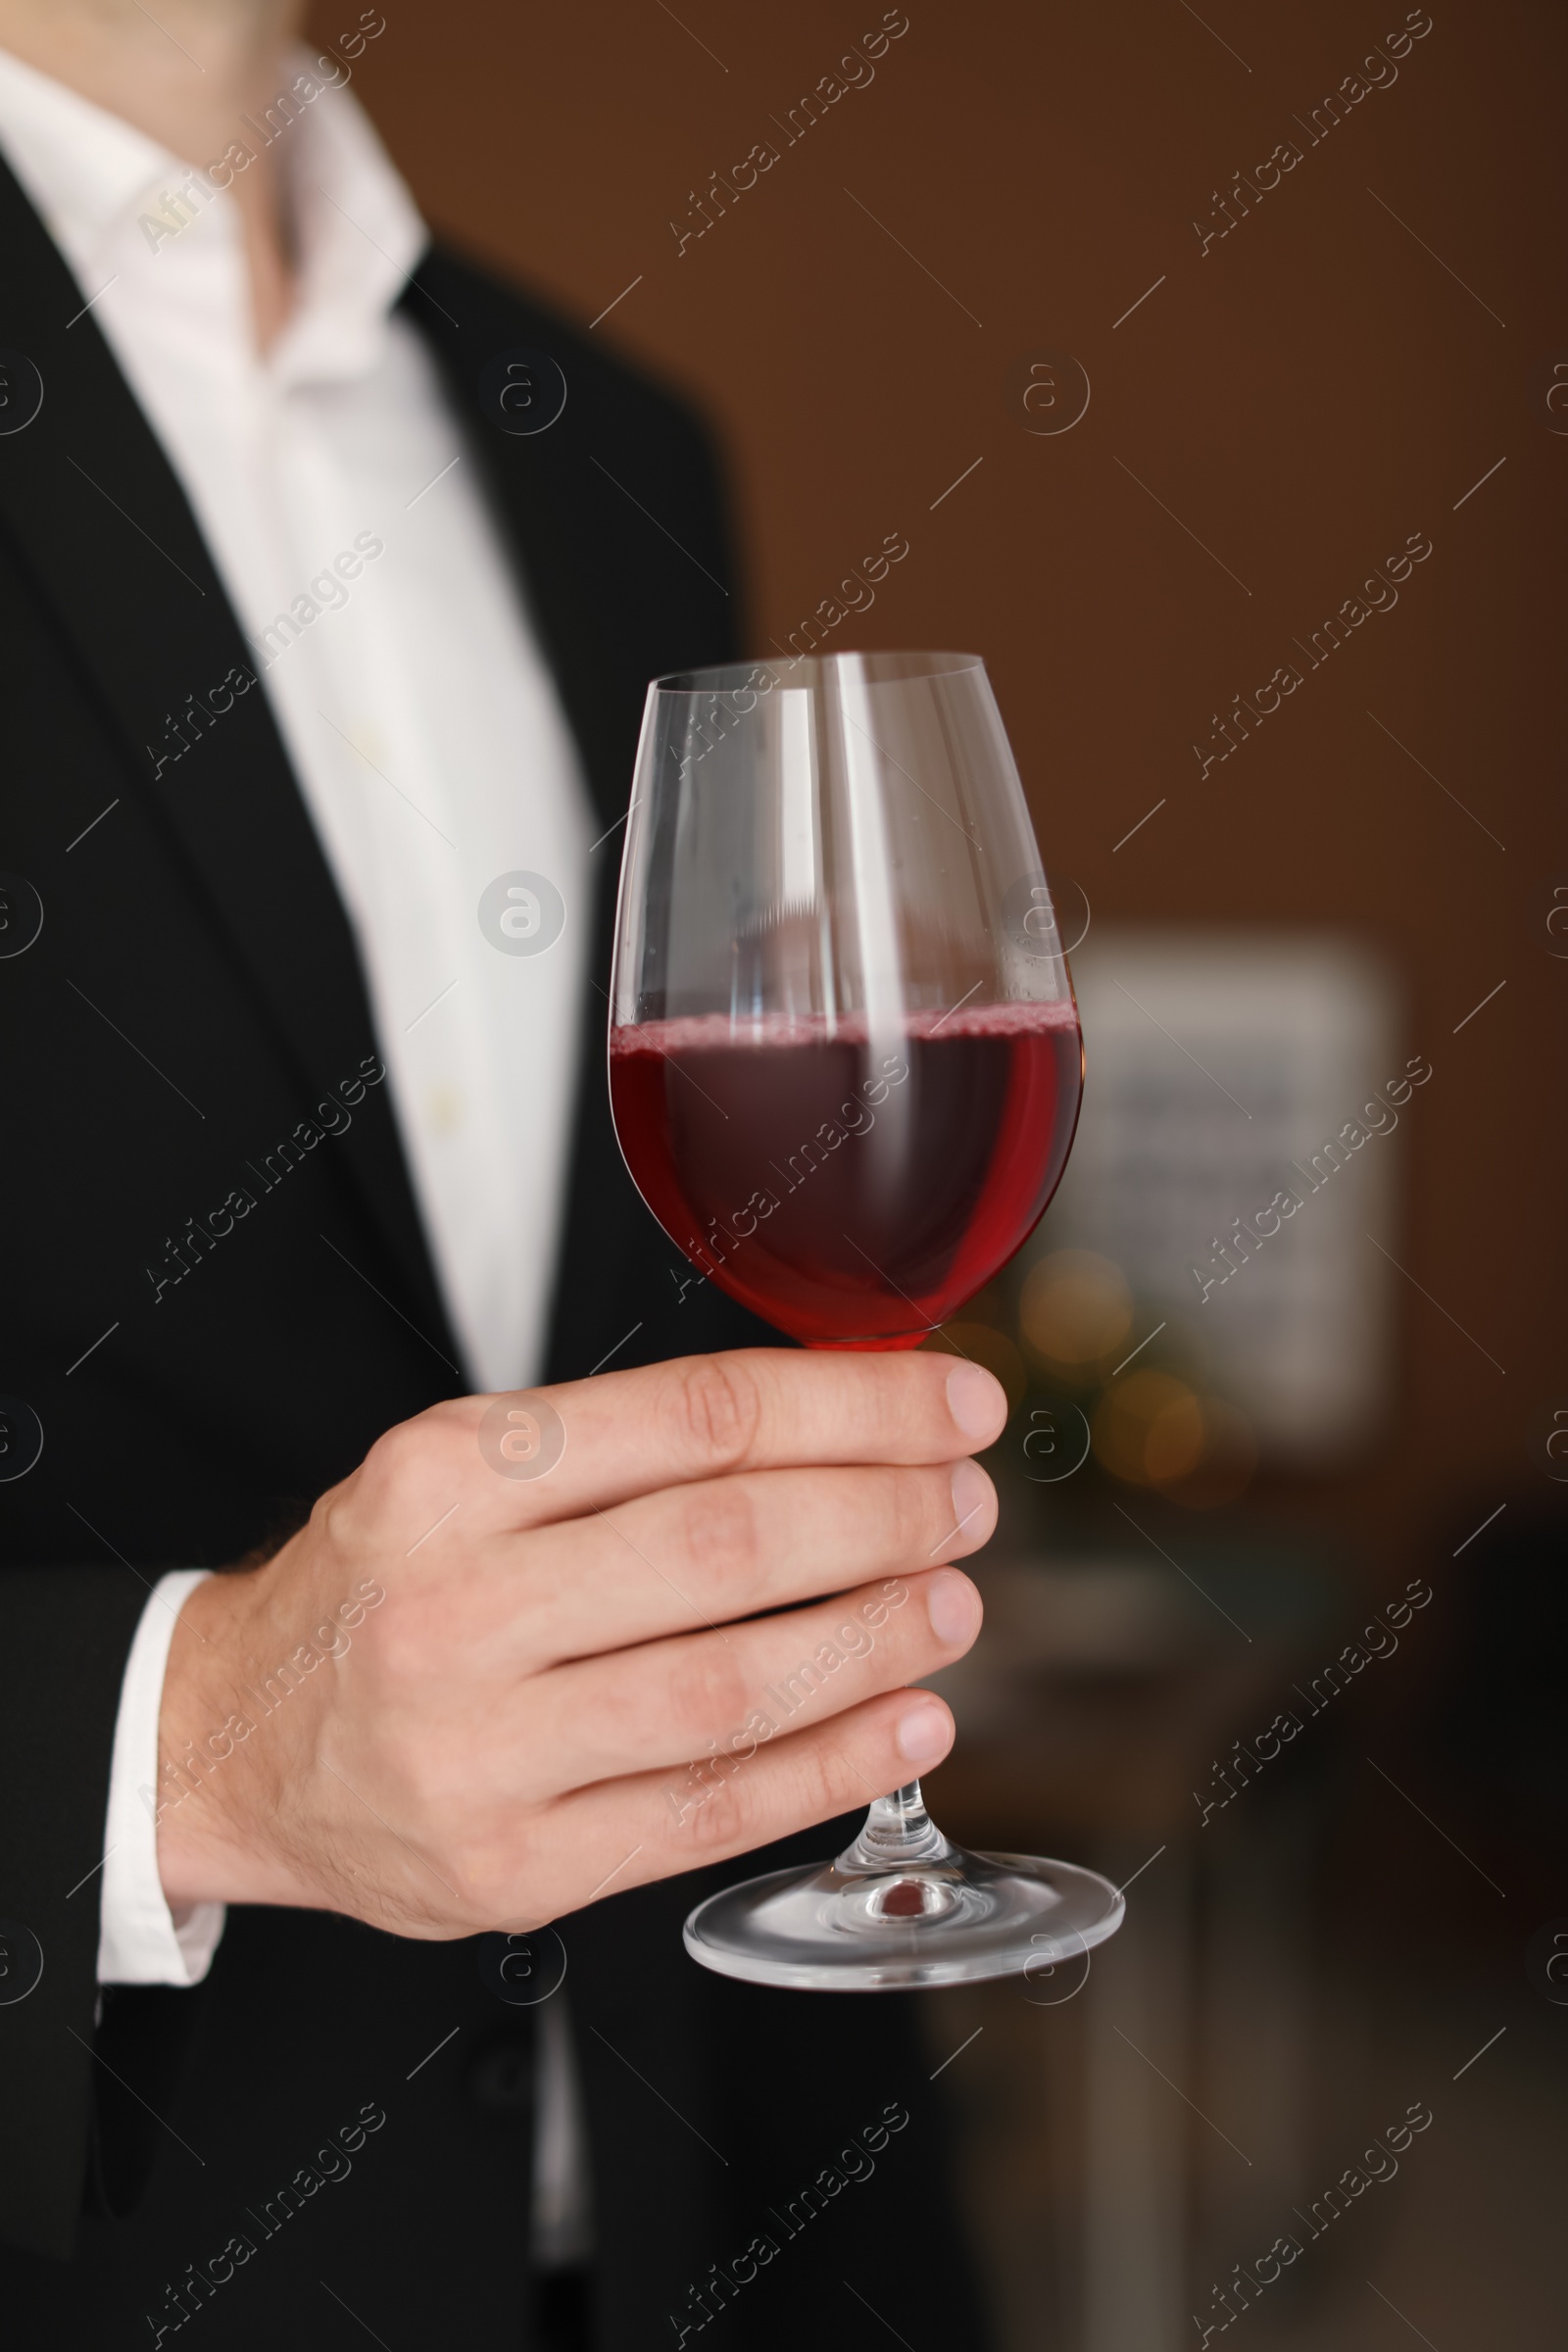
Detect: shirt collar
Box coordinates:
(0, 40, 427, 385)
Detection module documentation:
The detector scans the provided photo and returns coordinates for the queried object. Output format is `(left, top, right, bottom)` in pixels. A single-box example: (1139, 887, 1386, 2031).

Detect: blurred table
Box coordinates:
(924, 1547, 1340, 2352)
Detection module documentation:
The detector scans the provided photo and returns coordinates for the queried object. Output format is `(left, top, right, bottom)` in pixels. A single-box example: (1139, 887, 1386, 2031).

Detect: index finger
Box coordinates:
(456, 1348, 1008, 1526)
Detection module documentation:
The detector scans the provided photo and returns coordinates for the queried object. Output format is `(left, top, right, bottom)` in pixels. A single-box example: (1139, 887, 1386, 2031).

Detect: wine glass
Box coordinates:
(609, 650, 1125, 1989)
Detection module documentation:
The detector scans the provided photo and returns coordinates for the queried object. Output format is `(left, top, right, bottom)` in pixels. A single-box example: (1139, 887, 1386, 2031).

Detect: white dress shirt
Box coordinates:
(0, 44, 592, 2263)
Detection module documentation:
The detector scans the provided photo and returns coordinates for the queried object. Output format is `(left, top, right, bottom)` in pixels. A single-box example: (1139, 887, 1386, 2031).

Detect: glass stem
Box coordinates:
(837, 1780, 955, 1872)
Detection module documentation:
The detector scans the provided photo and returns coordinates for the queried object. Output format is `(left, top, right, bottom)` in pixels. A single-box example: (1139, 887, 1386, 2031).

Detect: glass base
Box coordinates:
(683, 1784, 1125, 1991)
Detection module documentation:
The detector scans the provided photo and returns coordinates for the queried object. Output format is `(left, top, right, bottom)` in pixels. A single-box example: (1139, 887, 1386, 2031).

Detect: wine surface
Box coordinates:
(610, 1002, 1083, 1347)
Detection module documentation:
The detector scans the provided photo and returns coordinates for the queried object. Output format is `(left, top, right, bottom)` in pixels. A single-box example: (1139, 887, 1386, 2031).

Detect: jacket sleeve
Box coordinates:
(0, 1565, 149, 2258)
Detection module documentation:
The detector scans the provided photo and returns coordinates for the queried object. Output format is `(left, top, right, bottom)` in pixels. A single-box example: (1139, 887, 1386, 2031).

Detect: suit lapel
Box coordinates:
(398, 250, 744, 1381)
(395, 264, 633, 841)
(0, 154, 456, 1355)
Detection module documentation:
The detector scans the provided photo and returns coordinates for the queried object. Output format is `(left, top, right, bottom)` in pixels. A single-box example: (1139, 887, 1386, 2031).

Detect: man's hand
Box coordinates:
(155, 1349, 1004, 1937)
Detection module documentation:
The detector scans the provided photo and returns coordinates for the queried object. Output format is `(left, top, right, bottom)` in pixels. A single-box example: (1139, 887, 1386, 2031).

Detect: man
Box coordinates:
(0, 2, 998, 2343)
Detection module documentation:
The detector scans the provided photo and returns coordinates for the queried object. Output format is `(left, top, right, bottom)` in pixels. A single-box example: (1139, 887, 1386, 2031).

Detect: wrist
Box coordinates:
(155, 1558, 314, 1912)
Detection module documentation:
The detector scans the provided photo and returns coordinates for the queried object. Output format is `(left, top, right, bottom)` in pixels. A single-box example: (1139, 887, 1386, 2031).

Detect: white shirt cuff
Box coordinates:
(97, 1569, 227, 1986)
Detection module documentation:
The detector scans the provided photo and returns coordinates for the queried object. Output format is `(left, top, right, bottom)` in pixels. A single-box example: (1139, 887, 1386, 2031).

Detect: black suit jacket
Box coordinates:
(0, 160, 986, 2348)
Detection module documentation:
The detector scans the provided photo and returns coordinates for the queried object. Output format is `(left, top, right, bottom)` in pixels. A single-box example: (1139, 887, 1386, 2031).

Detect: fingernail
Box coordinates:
(897, 1697, 954, 1763)
(948, 1458, 993, 1548)
(927, 1568, 981, 1648)
(947, 1361, 1005, 1443)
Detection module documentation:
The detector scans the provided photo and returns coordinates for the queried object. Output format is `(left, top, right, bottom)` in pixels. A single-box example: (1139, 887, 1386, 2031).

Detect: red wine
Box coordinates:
(610, 1002, 1083, 1348)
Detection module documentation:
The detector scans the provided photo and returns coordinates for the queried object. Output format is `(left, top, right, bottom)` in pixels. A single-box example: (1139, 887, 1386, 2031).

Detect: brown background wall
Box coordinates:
(311, 0, 1566, 1582)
